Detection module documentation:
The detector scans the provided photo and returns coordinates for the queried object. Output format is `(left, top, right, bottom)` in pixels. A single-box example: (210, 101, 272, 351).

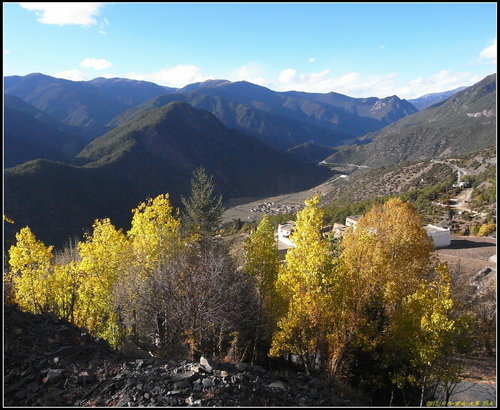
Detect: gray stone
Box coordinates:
(235, 362, 248, 371)
(173, 379, 190, 389)
(45, 368, 64, 383)
(202, 378, 214, 388)
(214, 369, 228, 378)
(170, 371, 197, 382)
(117, 396, 131, 407)
(199, 356, 212, 373)
(267, 380, 288, 391)
(166, 389, 186, 396)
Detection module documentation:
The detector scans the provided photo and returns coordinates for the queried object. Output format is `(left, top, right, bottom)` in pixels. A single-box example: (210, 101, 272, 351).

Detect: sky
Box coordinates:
(3, 2, 497, 99)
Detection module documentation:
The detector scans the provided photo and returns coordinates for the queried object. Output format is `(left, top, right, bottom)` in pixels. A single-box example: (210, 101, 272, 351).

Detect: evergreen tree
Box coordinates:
(181, 167, 223, 237)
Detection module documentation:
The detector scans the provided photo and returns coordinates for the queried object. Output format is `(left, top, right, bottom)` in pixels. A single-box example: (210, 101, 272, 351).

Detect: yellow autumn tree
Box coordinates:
(127, 193, 183, 275)
(51, 261, 83, 323)
(341, 197, 435, 319)
(76, 218, 129, 347)
(8, 227, 54, 314)
(244, 215, 283, 358)
(118, 193, 185, 347)
(387, 263, 473, 405)
(270, 195, 335, 374)
(339, 198, 472, 405)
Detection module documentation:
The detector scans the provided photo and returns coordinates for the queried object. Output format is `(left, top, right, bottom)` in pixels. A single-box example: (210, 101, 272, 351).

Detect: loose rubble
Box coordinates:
(4, 304, 353, 406)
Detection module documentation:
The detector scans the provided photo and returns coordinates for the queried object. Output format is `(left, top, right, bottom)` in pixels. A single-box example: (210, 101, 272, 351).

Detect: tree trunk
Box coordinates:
(420, 374, 427, 407)
(156, 312, 166, 350)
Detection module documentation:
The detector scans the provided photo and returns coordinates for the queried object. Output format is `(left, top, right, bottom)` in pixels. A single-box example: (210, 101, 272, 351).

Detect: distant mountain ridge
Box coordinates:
(4, 95, 90, 167)
(108, 79, 418, 152)
(4, 73, 175, 138)
(107, 91, 343, 152)
(326, 74, 496, 168)
(175, 79, 418, 142)
(408, 86, 468, 110)
(4, 73, 419, 155)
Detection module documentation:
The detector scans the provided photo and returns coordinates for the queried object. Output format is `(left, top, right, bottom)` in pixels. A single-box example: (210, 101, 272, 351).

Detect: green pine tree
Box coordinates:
(181, 167, 223, 237)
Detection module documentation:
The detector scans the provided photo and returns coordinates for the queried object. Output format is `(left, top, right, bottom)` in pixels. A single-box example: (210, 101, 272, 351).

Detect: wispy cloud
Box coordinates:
(52, 69, 87, 81)
(4, 49, 10, 54)
(127, 65, 211, 88)
(269, 67, 480, 98)
(19, 3, 104, 26)
(272, 69, 399, 97)
(228, 63, 270, 86)
(479, 38, 496, 63)
(80, 58, 113, 70)
(308, 57, 316, 63)
(395, 70, 480, 99)
(99, 17, 109, 35)
(278, 68, 296, 84)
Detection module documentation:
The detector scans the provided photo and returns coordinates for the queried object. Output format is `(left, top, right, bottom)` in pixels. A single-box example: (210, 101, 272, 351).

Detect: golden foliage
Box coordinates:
(8, 227, 54, 314)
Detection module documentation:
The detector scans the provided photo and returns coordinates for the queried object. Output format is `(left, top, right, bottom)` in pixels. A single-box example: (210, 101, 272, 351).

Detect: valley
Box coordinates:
(3, 71, 497, 409)
(4, 3, 496, 408)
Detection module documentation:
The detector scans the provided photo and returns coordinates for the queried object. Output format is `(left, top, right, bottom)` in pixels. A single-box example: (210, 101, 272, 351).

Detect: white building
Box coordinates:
(424, 224, 451, 248)
(345, 216, 451, 248)
(277, 222, 296, 248)
(345, 215, 362, 227)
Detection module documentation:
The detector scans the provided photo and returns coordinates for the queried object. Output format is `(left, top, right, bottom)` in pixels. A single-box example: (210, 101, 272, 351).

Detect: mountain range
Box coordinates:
(4, 102, 331, 247)
(5, 73, 418, 156)
(408, 86, 468, 110)
(326, 74, 496, 168)
(4, 73, 174, 139)
(3, 72, 496, 247)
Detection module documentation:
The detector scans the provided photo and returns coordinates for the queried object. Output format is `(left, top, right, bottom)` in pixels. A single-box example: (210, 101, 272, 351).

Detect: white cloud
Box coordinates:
(19, 3, 104, 26)
(480, 38, 496, 63)
(229, 63, 270, 86)
(99, 17, 109, 35)
(52, 69, 87, 81)
(278, 68, 296, 84)
(269, 68, 483, 99)
(395, 70, 475, 99)
(4, 49, 10, 54)
(80, 58, 112, 70)
(127, 65, 211, 88)
(100, 73, 117, 79)
(308, 57, 316, 63)
(272, 69, 399, 97)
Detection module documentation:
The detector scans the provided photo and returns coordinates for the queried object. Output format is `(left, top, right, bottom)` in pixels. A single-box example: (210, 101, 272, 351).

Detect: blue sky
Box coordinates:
(3, 2, 497, 98)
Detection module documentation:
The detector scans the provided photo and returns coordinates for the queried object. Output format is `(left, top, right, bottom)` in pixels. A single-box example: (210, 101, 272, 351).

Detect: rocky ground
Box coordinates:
(4, 304, 352, 407)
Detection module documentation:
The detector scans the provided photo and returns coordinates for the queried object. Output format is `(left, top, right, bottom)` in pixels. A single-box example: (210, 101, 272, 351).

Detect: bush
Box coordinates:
(477, 223, 496, 237)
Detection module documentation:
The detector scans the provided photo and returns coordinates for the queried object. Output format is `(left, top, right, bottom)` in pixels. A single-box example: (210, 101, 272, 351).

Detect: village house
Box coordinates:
(277, 216, 451, 251)
(423, 224, 452, 248)
(345, 215, 361, 227)
(277, 221, 296, 248)
(343, 215, 451, 249)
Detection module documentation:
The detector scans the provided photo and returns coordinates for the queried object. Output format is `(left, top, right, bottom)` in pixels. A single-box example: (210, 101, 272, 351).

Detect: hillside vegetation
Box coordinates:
(326, 74, 496, 167)
(4, 102, 331, 248)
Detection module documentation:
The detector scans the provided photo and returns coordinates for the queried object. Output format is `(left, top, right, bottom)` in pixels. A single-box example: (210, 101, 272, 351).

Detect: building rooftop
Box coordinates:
(424, 224, 450, 234)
